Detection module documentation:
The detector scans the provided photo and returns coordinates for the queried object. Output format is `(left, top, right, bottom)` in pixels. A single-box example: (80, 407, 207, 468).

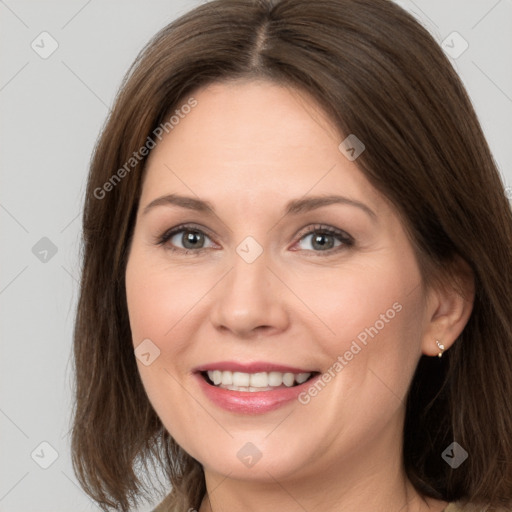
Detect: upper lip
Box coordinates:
(193, 361, 317, 374)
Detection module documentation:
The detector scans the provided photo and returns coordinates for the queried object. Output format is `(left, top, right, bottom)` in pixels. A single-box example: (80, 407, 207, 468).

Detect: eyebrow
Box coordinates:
(142, 193, 377, 221)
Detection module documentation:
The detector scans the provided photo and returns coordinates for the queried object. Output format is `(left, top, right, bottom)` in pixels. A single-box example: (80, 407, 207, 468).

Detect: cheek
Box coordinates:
(302, 272, 424, 448)
(125, 255, 200, 438)
(297, 260, 419, 350)
(125, 252, 212, 345)
(299, 255, 424, 412)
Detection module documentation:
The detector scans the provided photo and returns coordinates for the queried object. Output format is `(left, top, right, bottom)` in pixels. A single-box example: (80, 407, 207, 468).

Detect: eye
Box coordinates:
(156, 223, 354, 255)
(294, 224, 354, 253)
(156, 224, 217, 253)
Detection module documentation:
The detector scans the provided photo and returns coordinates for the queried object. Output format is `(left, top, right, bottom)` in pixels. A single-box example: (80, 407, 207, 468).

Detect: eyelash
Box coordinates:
(155, 223, 354, 256)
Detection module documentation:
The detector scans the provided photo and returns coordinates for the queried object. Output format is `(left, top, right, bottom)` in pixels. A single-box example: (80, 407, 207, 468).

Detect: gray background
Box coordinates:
(1, 1, 511, 511)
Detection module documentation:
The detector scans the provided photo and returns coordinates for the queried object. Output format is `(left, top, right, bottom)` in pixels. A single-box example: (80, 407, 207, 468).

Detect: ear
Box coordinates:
(420, 256, 475, 357)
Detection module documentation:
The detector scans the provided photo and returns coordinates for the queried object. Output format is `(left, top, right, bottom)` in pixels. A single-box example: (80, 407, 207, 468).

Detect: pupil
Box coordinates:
(313, 233, 334, 250)
(183, 231, 203, 249)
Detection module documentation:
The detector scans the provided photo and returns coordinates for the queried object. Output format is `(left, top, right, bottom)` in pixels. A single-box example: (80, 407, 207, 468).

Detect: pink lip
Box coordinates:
(193, 361, 315, 374)
(193, 362, 320, 415)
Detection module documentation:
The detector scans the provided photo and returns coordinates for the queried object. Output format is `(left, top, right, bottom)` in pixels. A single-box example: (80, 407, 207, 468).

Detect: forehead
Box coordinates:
(141, 79, 385, 213)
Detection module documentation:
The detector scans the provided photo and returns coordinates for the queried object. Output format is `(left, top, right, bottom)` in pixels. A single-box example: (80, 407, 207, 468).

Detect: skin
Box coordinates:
(125, 79, 474, 512)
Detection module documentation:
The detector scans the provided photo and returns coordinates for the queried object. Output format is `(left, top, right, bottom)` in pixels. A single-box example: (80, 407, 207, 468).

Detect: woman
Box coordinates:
(71, 1, 512, 511)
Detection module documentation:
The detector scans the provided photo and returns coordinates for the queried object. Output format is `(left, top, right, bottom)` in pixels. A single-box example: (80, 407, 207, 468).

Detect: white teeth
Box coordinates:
(268, 371, 283, 386)
(232, 372, 250, 387)
(295, 372, 310, 384)
(222, 370, 233, 385)
(282, 373, 295, 387)
(205, 370, 313, 391)
(249, 372, 268, 387)
(212, 370, 222, 385)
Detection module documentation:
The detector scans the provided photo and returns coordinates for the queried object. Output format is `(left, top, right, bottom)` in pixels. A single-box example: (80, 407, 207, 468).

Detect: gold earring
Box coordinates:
(436, 340, 445, 358)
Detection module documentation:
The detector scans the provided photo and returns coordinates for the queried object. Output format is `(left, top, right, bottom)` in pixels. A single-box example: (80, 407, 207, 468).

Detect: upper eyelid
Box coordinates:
(296, 224, 352, 239)
(162, 222, 215, 238)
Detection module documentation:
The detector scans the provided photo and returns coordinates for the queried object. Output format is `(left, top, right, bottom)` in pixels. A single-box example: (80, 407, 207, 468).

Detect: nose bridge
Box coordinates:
(209, 238, 289, 336)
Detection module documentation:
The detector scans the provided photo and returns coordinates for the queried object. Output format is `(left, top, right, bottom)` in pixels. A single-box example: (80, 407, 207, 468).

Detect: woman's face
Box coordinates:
(125, 79, 432, 482)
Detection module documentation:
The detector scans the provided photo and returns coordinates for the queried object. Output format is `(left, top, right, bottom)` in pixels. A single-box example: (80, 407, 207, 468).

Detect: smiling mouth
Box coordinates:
(200, 370, 320, 392)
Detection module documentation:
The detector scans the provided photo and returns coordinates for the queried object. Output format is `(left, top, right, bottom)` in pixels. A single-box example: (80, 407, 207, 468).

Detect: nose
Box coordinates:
(209, 249, 290, 339)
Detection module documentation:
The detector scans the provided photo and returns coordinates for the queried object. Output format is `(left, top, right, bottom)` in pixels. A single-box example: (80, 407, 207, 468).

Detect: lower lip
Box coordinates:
(194, 373, 320, 414)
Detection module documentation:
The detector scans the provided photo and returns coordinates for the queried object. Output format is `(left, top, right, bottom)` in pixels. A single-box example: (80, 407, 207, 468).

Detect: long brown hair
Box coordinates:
(71, 0, 512, 510)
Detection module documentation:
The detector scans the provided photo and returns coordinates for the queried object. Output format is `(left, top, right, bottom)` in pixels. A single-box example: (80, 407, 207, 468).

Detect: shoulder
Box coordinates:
(151, 494, 176, 512)
(445, 503, 511, 512)
(444, 504, 485, 512)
